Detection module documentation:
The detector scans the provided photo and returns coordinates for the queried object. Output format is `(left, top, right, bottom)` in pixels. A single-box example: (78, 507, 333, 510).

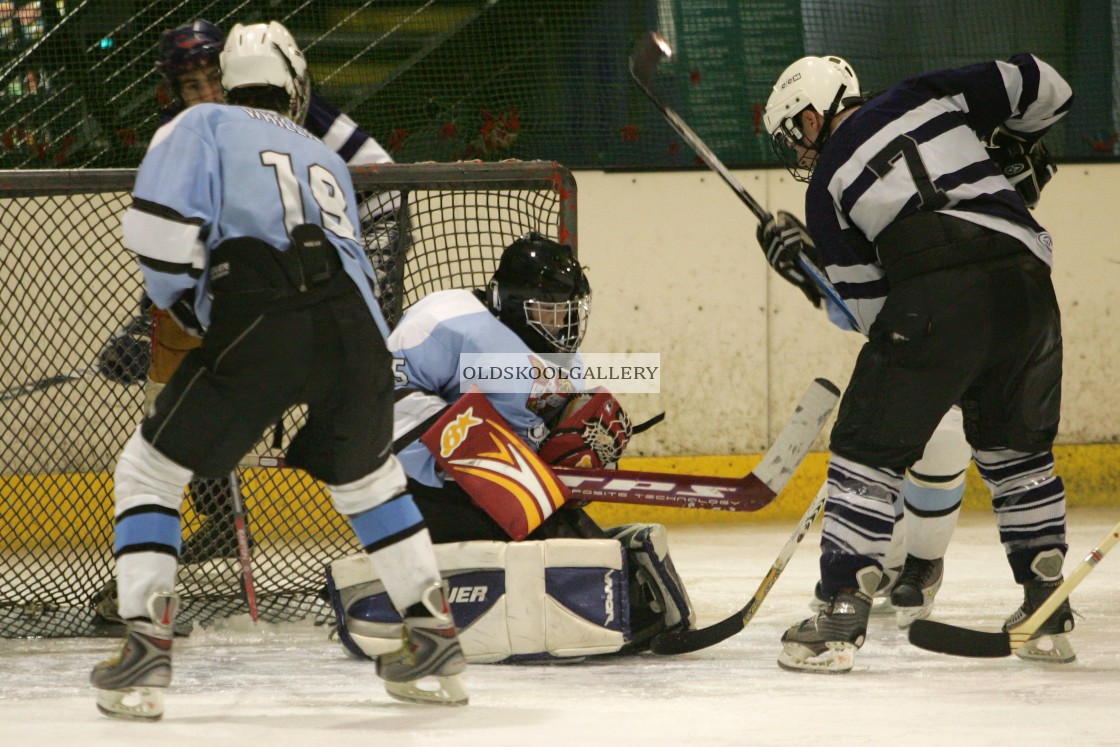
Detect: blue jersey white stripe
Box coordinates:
(806, 54, 1072, 331)
(388, 289, 577, 487)
(122, 103, 389, 338)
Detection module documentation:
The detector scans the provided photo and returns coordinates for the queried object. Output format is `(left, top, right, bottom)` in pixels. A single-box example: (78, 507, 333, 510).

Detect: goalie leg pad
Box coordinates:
(329, 538, 629, 663)
(605, 523, 696, 649)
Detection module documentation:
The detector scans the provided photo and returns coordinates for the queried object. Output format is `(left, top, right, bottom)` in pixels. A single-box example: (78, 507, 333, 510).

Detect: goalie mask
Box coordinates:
(220, 21, 311, 125)
(763, 55, 860, 182)
(486, 233, 591, 354)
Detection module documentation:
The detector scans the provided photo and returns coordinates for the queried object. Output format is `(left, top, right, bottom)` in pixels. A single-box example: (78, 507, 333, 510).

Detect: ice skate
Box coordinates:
(1005, 578, 1075, 663)
(890, 555, 943, 628)
(90, 590, 178, 721)
(377, 583, 468, 706)
(780, 589, 871, 674)
(89, 579, 192, 637)
(810, 565, 897, 615)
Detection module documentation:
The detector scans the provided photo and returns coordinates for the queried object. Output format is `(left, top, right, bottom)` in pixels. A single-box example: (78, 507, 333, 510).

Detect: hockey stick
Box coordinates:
(629, 32, 865, 334)
(908, 518, 1120, 658)
(236, 453, 779, 511)
(649, 482, 828, 655)
(240, 451, 772, 511)
(238, 378, 839, 513)
(0, 366, 99, 402)
(228, 470, 260, 622)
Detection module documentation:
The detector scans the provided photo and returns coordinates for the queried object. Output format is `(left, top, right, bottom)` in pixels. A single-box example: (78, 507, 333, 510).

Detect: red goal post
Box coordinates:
(0, 160, 576, 638)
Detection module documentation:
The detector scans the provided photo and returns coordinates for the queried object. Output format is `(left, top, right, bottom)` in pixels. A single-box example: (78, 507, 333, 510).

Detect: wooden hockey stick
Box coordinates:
(240, 378, 839, 514)
(629, 31, 865, 334)
(228, 470, 259, 622)
(649, 482, 828, 655)
(908, 518, 1120, 658)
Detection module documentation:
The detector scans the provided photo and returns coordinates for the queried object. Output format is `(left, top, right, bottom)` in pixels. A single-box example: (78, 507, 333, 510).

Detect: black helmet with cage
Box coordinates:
(486, 233, 591, 354)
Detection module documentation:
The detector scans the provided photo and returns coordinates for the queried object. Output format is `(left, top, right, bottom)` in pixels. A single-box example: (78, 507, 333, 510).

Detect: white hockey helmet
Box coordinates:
(763, 56, 859, 180)
(220, 21, 311, 124)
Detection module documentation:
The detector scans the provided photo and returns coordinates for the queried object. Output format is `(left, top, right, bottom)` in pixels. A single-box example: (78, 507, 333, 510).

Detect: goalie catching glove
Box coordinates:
(756, 211, 824, 308)
(537, 388, 633, 469)
(985, 126, 1056, 210)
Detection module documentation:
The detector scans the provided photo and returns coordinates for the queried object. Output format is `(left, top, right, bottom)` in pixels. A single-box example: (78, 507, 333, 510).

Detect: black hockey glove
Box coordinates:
(167, 290, 205, 338)
(986, 126, 1056, 210)
(756, 210, 824, 308)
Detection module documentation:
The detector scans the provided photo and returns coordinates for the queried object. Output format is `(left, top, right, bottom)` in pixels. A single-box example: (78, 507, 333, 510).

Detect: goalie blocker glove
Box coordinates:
(756, 211, 824, 308)
(985, 126, 1056, 210)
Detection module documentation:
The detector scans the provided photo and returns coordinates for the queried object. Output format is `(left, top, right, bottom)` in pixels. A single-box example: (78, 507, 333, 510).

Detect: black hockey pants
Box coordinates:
(142, 233, 395, 485)
(830, 213, 1063, 470)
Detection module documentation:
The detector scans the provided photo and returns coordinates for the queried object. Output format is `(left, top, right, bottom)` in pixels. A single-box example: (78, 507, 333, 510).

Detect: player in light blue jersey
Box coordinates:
(328, 234, 696, 663)
(391, 233, 597, 538)
(91, 22, 466, 720)
(136, 18, 398, 570)
(759, 53, 1074, 673)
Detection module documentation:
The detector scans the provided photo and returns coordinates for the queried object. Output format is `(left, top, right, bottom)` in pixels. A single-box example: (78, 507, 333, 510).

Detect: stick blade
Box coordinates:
(908, 619, 1012, 658)
(629, 31, 671, 88)
(649, 612, 743, 655)
(750, 378, 840, 496)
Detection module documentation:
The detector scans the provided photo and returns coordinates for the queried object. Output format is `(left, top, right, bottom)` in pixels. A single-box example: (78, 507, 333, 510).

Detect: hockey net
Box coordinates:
(0, 159, 576, 638)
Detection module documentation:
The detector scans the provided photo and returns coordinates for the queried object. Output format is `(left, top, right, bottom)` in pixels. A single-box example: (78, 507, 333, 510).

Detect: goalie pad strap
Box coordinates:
(606, 523, 696, 649)
(329, 538, 629, 663)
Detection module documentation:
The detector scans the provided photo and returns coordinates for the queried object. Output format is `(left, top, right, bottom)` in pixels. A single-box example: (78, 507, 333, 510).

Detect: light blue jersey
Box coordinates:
(121, 103, 389, 338)
(389, 289, 579, 487)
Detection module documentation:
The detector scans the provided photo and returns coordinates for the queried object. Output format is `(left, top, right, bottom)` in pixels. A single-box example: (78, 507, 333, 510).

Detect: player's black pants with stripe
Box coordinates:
(820, 213, 1066, 591)
(143, 242, 395, 486)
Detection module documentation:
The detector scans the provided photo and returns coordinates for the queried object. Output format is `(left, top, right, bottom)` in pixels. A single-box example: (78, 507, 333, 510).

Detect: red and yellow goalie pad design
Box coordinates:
(421, 387, 571, 540)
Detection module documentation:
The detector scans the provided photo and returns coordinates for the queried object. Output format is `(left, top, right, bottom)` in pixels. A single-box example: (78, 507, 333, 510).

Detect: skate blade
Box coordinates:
(96, 686, 165, 721)
(385, 673, 469, 706)
(777, 642, 857, 674)
(893, 603, 934, 629)
(869, 597, 896, 615)
(1012, 633, 1076, 664)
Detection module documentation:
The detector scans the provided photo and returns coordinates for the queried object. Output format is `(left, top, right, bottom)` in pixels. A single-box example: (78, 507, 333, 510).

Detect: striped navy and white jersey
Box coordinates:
(389, 289, 579, 487)
(121, 103, 389, 338)
(806, 54, 1073, 330)
(305, 94, 392, 167)
(164, 92, 393, 167)
(304, 94, 400, 227)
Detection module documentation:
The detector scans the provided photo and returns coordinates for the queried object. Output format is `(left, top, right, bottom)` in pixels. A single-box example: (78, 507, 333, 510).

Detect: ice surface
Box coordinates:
(1, 508, 1117, 746)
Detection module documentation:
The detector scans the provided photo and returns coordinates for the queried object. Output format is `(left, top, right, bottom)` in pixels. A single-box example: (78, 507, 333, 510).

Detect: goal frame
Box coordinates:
(0, 159, 576, 638)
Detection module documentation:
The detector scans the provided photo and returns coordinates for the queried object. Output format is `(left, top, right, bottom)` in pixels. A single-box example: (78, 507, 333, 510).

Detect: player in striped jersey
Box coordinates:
(767, 58, 968, 630)
(760, 53, 1074, 672)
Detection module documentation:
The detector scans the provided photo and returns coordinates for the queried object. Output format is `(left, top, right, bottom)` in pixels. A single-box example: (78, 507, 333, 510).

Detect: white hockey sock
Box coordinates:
(901, 472, 964, 560)
(366, 529, 441, 611)
(115, 552, 179, 620)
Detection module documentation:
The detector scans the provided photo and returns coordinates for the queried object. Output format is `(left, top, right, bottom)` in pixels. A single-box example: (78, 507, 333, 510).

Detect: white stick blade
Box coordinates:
(751, 378, 840, 494)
